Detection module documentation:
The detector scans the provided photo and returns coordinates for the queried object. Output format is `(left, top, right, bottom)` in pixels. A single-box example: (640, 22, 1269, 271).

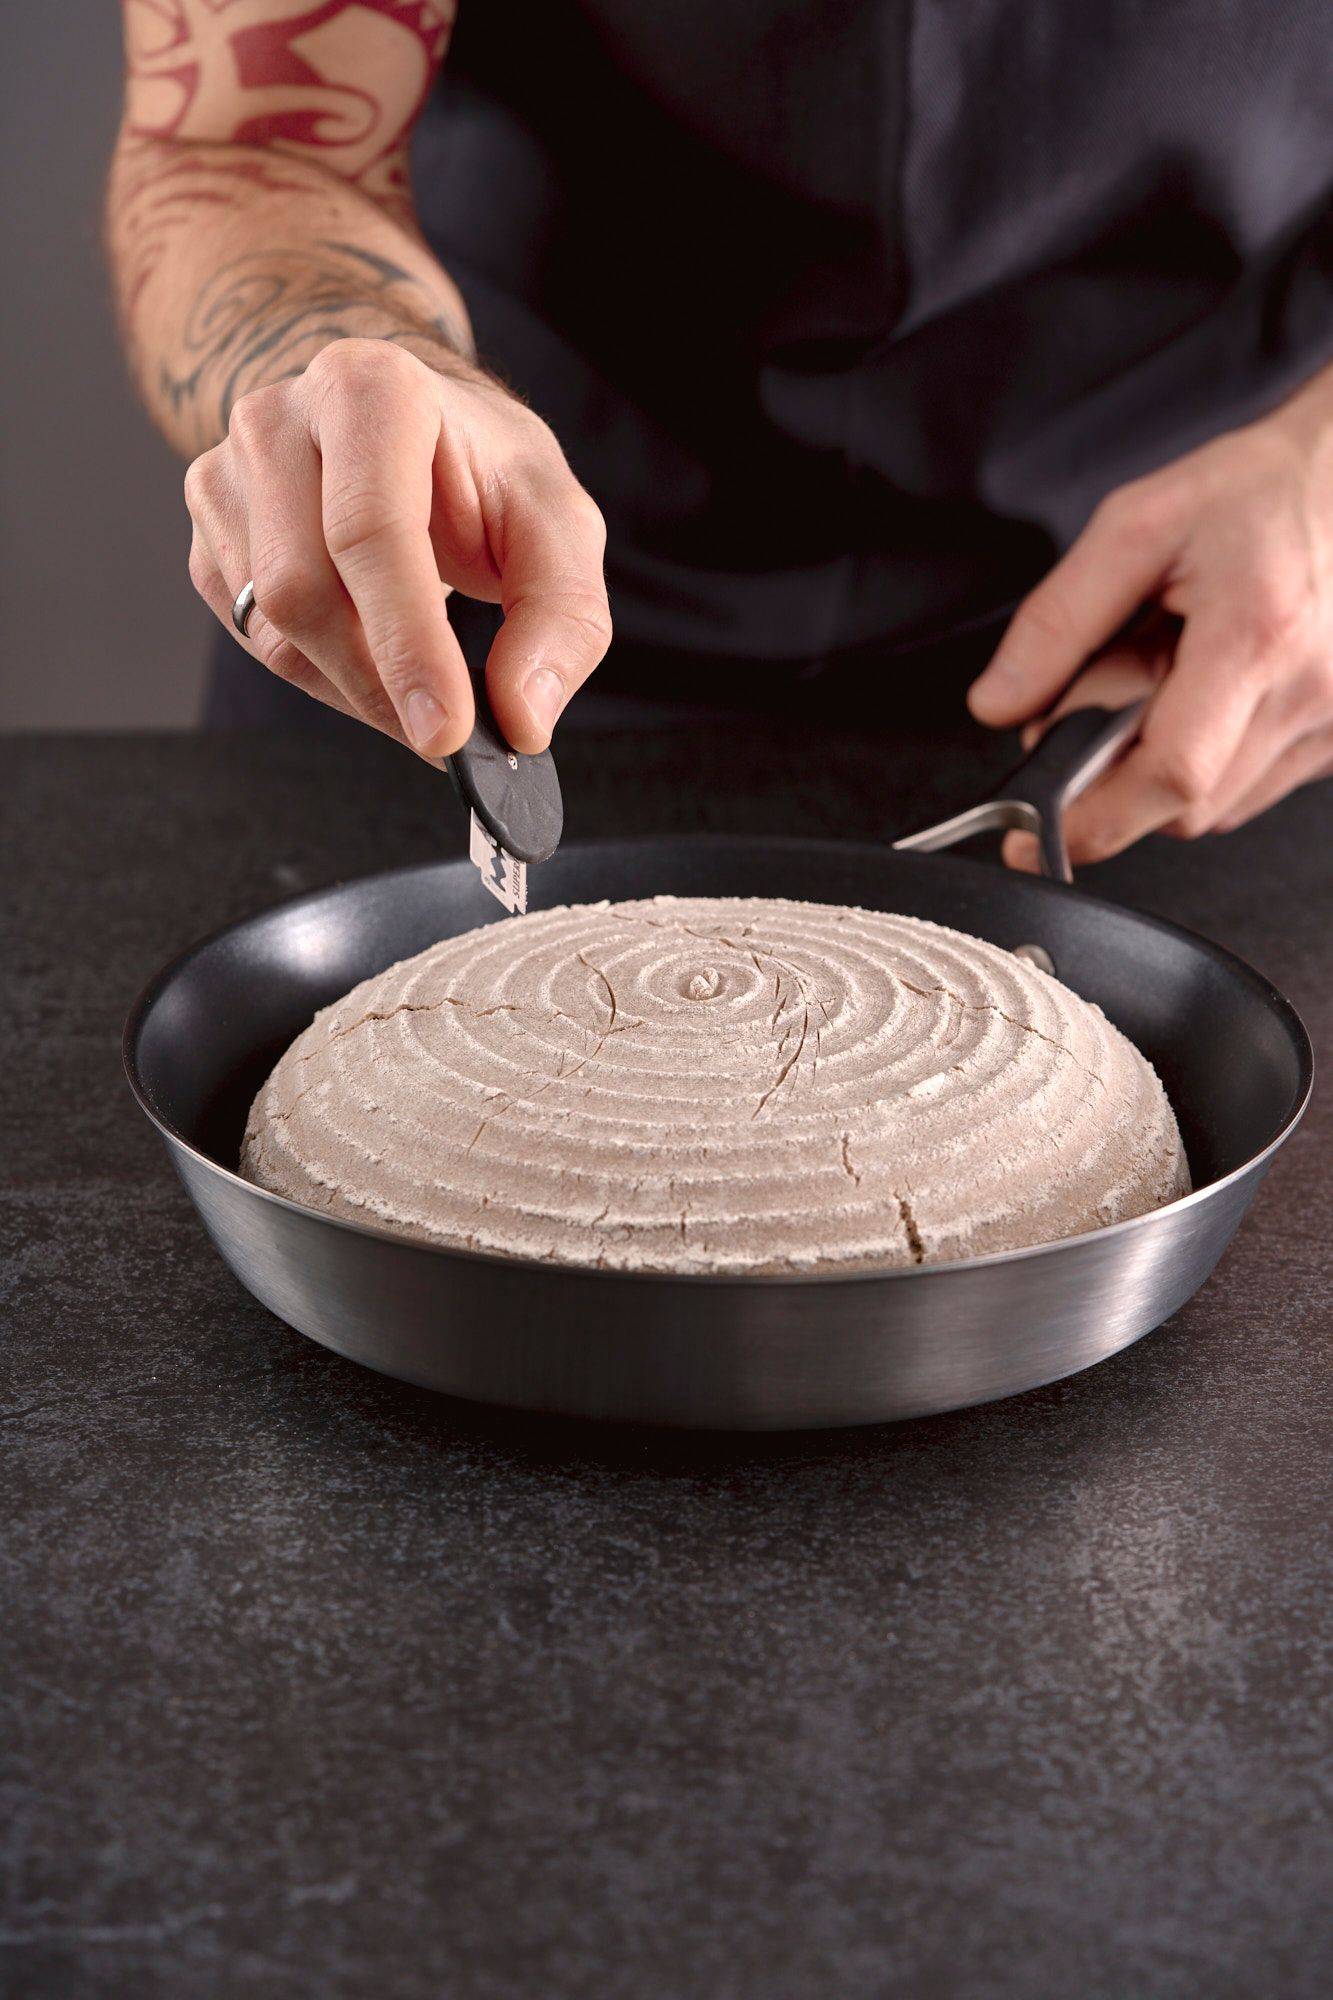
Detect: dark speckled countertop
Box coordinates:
(3, 727, 1330, 1999)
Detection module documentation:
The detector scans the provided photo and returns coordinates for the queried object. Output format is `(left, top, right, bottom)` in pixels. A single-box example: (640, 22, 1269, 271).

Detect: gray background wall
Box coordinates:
(1, 4, 207, 729)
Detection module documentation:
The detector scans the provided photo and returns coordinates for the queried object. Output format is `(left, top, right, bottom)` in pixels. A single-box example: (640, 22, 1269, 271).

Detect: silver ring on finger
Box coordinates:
(231, 580, 258, 639)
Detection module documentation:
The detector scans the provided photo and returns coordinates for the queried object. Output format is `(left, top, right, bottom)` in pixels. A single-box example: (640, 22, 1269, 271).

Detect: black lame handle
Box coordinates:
(444, 601, 564, 866)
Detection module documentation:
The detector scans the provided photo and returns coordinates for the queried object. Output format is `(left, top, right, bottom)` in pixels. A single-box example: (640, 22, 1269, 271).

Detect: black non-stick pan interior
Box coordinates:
(129, 836, 1310, 1204)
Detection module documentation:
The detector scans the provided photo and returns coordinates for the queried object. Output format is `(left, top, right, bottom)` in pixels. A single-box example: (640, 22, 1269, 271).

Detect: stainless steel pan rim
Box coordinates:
(123, 833, 1314, 1292)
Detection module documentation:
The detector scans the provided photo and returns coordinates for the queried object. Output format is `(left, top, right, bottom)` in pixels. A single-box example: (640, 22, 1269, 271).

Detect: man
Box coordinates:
(110, 1, 1333, 868)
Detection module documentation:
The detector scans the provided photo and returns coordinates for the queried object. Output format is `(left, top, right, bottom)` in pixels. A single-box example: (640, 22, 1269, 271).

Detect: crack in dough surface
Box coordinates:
(240, 896, 1191, 1273)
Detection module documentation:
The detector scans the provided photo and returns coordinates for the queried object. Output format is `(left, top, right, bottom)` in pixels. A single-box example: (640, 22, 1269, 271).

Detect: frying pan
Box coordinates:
(125, 706, 1312, 1429)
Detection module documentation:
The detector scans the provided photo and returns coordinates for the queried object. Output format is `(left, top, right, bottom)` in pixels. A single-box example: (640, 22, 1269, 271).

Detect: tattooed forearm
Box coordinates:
(122, 0, 453, 225)
(161, 237, 471, 440)
(110, 135, 333, 331)
(109, 3, 467, 455)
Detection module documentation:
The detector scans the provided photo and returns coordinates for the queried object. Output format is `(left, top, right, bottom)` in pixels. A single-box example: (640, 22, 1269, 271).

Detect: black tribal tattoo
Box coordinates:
(160, 238, 470, 447)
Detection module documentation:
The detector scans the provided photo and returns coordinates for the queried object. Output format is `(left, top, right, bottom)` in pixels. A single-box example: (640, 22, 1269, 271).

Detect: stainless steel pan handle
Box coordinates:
(893, 701, 1146, 884)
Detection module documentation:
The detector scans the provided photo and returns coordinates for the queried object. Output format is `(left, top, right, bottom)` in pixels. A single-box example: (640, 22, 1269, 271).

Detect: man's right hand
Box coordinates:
(185, 338, 612, 757)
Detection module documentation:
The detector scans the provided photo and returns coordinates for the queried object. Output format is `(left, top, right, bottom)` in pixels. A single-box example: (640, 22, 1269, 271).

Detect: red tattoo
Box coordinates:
(123, 1, 452, 205)
(112, 3, 464, 453)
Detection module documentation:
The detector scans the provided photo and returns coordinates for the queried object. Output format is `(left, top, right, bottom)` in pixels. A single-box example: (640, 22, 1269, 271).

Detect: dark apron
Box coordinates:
(207, 0, 1333, 726)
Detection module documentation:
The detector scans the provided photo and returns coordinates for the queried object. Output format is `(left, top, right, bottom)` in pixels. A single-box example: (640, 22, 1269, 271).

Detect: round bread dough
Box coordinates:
(240, 896, 1190, 1273)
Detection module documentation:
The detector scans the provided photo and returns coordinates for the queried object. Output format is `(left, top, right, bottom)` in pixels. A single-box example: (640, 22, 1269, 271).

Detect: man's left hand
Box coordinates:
(968, 372, 1333, 868)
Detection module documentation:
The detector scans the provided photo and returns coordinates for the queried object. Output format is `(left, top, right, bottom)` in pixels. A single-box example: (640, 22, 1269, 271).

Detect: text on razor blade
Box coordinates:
(469, 810, 528, 914)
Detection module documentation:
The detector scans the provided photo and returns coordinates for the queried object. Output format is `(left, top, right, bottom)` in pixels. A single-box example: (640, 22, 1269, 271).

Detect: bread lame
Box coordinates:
(446, 670, 564, 916)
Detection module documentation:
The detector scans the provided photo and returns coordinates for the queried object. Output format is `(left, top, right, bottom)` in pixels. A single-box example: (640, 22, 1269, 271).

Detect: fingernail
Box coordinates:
(405, 688, 446, 752)
(524, 667, 566, 739)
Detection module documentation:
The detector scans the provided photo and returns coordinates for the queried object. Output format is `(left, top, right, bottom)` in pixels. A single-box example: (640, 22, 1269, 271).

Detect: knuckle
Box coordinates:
(569, 488, 608, 552)
(309, 337, 419, 400)
(1145, 736, 1215, 806)
(1095, 476, 1178, 549)
(1011, 583, 1075, 652)
(1164, 802, 1216, 839)
(323, 485, 410, 560)
(225, 400, 256, 451)
(505, 403, 560, 454)
(363, 686, 407, 737)
(1245, 579, 1310, 660)
(542, 586, 613, 653)
(362, 618, 426, 691)
(307, 338, 370, 388)
(376, 339, 426, 388)
(508, 422, 582, 496)
(259, 635, 311, 688)
(226, 381, 285, 452)
(250, 544, 325, 633)
(183, 448, 222, 519)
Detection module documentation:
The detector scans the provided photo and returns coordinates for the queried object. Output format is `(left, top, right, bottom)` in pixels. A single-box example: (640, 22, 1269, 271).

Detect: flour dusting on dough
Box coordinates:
(240, 896, 1190, 1272)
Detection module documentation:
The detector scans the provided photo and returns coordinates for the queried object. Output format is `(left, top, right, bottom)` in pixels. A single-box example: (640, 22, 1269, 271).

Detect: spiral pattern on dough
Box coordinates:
(240, 896, 1190, 1273)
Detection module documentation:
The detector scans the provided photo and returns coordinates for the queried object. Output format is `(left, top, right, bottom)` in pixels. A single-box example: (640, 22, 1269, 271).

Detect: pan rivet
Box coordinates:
(1013, 943, 1056, 977)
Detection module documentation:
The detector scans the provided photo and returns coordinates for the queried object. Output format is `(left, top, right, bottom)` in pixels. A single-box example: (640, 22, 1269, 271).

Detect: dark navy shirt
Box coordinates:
(208, 3, 1333, 721)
